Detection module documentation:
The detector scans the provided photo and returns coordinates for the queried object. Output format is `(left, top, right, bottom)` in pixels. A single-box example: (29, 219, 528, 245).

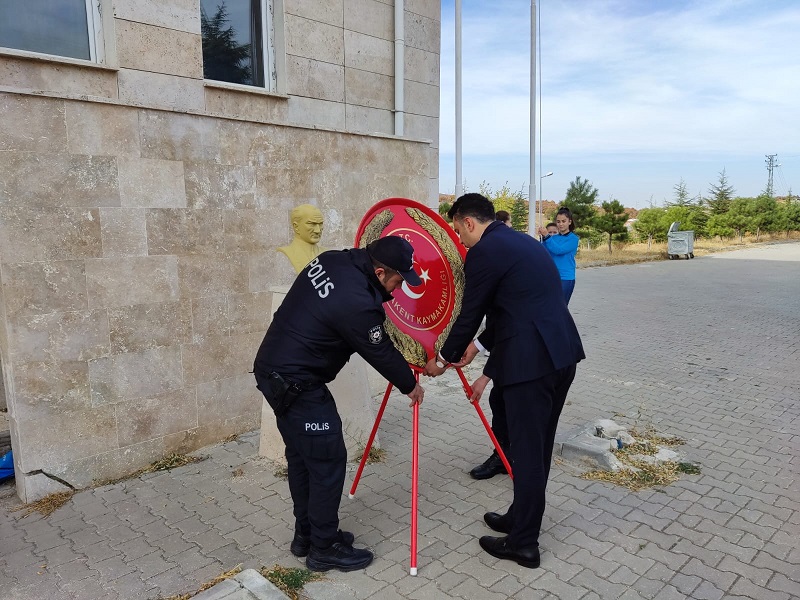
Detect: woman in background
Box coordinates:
(538, 207, 579, 304)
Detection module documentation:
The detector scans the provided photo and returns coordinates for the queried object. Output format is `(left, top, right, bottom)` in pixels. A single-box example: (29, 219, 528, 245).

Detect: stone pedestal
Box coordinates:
(259, 286, 379, 465)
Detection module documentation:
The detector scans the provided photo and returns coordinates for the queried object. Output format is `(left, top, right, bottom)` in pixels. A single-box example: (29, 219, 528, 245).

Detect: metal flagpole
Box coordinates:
(537, 0, 543, 230)
(455, 0, 463, 198)
(527, 0, 537, 236)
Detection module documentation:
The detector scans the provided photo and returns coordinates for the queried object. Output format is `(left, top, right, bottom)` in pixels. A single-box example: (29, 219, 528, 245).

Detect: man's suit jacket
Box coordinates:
(441, 221, 585, 386)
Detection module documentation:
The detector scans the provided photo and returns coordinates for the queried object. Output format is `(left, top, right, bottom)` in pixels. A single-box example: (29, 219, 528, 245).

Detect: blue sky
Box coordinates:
(438, 0, 800, 208)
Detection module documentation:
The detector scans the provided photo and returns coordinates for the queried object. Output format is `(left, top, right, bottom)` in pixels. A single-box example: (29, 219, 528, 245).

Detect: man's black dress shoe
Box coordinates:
(479, 535, 540, 568)
(469, 451, 508, 480)
(483, 512, 512, 534)
(306, 541, 373, 572)
(291, 529, 354, 557)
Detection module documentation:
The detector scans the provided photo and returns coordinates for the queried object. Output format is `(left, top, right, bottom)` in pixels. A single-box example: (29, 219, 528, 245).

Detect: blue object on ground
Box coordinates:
(0, 449, 14, 483)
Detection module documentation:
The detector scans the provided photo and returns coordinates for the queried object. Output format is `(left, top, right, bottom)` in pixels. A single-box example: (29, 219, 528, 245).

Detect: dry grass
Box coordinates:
(576, 234, 799, 268)
(582, 459, 684, 491)
(95, 453, 206, 487)
(352, 444, 387, 465)
(366, 446, 387, 464)
(10, 490, 75, 518)
(157, 565, 243, 600)
(580, 426, 698, 492)
(260, 564, 324, 600)
(13, 452, 208, 518)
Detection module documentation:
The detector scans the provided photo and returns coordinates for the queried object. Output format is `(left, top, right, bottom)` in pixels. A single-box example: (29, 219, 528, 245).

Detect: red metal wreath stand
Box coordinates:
(348, 365, 512, 576)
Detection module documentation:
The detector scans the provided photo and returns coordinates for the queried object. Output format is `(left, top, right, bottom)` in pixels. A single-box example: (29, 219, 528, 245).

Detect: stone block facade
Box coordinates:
(0, 0, 440, 501)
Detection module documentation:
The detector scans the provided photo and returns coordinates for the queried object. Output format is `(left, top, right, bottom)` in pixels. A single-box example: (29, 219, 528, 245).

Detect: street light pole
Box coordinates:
(455, 0, 462, 199)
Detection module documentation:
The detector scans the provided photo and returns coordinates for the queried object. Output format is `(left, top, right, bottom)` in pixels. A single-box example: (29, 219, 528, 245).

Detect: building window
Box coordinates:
(201, 0, 277, 90)
(0, 0, 104, 62)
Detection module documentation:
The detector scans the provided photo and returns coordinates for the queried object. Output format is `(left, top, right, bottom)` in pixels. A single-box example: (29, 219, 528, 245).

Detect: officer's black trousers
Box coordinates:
(502, 364, 576, 549)
(275, 386, 347, 549)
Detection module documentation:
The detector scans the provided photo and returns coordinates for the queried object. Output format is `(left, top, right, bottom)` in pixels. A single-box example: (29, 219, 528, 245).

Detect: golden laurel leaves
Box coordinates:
(358, 210, 394, 248)
(357, 206, 465, 368)
(405, 208, 465, 356)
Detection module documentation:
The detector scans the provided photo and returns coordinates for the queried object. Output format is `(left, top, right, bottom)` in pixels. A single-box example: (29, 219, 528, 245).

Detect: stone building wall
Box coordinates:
(0, 0, 440, 501)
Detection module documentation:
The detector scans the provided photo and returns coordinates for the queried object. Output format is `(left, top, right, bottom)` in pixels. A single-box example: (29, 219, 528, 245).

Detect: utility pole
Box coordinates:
(765, 154, 778, 197)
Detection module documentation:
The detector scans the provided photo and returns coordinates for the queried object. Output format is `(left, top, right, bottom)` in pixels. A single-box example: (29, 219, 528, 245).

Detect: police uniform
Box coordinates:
(254, 247, 416, 552)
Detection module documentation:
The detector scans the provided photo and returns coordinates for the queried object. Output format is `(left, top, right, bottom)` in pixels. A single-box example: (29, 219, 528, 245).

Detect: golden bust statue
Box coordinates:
(277, 204, 326, 273)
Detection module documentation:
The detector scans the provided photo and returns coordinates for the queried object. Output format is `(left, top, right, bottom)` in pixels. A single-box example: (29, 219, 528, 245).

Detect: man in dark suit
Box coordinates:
(424, 193, 585, 568)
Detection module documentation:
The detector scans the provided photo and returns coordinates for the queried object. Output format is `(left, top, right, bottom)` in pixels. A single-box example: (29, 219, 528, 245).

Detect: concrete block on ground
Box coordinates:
(193, 569, 287, 600)
(556, 425, 623, 471)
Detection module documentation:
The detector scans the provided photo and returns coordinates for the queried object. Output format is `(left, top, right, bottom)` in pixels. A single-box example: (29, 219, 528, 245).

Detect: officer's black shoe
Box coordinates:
(469, 451, 508, 480)
(483, 511, 512, 534)
(306, 541, 373, 572)
(479, 535, 540, 569)
(291, 530, 355, 557)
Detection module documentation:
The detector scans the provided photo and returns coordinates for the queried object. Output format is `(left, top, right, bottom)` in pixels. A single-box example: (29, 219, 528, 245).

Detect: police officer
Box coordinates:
(254, 236, 425, 572)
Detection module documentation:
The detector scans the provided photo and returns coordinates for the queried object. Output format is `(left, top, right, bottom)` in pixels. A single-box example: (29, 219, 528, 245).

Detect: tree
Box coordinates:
(438, 201, 452, 222)
(479, 182, 528, 231)
(750, 194, 779, 241)
(668, 178, 692, 207)
(633, 207, 665, 248)
(706, 214, 734, 240)
(593, 199, 628, 253)
(777, 192, 800, 238)
(560, 176, 599, 232)
(724, 198, 753, 243)
(706, 168, 736, 215)
(509, 191, 529, 231)
(201, 2, 252, 85)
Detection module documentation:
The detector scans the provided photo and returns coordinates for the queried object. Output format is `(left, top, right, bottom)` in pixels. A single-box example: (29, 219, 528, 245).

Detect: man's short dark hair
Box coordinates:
(495, 210, 510, 223)
(448, 193, 495, 223)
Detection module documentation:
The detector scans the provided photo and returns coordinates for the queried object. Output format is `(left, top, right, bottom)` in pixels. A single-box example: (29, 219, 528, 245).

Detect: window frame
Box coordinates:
(86, 0, 105, 63)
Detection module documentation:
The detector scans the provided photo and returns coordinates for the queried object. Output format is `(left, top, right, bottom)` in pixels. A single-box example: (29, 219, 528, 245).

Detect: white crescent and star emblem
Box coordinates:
(401, 268, 431, 299)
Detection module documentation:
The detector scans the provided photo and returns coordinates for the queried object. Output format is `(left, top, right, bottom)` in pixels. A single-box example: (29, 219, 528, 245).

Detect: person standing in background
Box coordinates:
(495, 210, 512, 227)
(538, 207, 579, 304)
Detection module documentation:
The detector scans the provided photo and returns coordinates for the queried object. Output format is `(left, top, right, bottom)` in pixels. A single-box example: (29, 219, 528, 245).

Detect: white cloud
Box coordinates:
(439, 0, 800, 203)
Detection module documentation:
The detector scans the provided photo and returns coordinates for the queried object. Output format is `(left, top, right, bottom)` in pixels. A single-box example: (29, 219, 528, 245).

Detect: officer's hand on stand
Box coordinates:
(423, 358, 446, 377)
(451, 341, 479, 368)
(469, 374, 491, 403)
(407, 383, 425, 407)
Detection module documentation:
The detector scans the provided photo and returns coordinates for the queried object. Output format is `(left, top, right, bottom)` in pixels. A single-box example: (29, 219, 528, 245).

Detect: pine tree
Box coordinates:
(705, 169, 735, 215)
(593, 199, 628, 253)
(509, 191, 528, 232)
(668, 178, 692, 207)
(559, 176, 598, 231)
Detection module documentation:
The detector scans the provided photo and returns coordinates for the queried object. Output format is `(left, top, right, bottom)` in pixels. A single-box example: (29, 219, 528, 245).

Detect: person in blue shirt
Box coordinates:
(538, 207, 579, 304)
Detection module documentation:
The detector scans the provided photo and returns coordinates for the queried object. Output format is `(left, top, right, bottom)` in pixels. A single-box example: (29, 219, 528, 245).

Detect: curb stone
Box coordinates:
(192, 569, 287, 600)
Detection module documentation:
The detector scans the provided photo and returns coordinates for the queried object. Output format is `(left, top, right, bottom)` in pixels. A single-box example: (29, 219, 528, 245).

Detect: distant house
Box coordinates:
(0, 0, 442, 502)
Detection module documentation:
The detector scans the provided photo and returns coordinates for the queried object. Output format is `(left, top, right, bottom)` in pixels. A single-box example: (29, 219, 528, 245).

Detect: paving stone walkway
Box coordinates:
(1, 242, 798, 600)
